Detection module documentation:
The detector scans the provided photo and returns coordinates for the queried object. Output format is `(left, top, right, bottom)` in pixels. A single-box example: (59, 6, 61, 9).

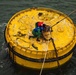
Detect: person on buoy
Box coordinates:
(29, 22, 44, 41)
(42, 24, 52, 41)
(29, 22, 53, 41)
(35, 22, 44, 31)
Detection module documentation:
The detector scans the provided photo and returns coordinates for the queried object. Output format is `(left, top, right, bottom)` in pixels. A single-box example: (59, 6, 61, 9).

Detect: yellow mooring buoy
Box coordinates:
(4, 7, 76, 70)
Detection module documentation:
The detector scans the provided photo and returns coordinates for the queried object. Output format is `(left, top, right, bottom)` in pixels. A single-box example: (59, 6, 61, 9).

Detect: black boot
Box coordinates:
(36, 38, 40, 41)
(29, 36, 33, 39)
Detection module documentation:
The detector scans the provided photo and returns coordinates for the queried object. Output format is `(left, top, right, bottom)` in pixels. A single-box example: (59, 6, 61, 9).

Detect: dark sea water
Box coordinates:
(0, 0, 76, 75)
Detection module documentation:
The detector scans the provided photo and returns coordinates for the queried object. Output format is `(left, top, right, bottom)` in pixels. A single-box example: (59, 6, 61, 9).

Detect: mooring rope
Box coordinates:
(51, 38, 63, 75)
(39, 48, 48, 75)
(51, 10, 76, 28)
(39, 38, 63, 75)
(50, 10, 76, 75)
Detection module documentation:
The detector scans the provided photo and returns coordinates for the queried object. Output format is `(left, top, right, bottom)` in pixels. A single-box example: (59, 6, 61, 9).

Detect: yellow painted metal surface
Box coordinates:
(10, 51, 73, 69)
(5, 7, 76, 69)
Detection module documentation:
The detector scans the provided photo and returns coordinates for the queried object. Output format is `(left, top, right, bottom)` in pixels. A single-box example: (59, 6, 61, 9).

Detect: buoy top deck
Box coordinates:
(6, 7, 75, 52)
